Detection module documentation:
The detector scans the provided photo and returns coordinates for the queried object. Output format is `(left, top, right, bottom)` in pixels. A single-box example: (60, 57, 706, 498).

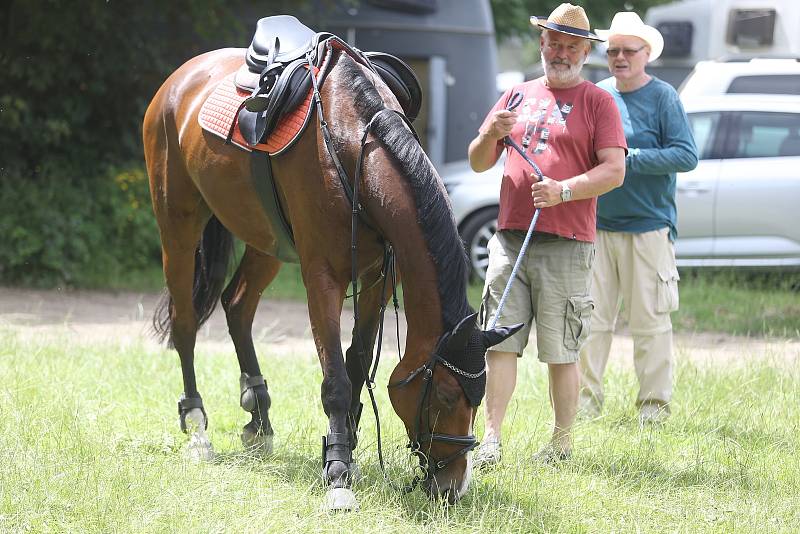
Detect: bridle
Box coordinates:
(308, 48, 480, 492)
(387, 336, 481, 490)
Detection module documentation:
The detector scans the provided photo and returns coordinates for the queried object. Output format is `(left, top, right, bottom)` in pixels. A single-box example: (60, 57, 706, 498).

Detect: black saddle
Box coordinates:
(245, 15, 318, 74)
(235, 15, 422, 148)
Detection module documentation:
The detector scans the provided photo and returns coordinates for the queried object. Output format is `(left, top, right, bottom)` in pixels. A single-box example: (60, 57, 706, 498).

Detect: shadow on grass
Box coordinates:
(207, 436, 574, 531)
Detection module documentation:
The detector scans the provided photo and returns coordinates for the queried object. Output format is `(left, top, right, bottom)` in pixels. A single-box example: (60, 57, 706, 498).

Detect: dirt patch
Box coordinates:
(1, 287, 797, 368)
(0, 286, 406, 351)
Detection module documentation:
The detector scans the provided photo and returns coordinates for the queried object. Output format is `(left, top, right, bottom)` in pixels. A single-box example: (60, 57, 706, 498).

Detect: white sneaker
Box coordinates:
(639, 402, 669, 426)
(473, 439, 502, 469)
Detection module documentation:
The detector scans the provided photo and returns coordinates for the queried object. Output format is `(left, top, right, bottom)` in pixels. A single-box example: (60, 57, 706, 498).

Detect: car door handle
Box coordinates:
(677, 182, 712, 195)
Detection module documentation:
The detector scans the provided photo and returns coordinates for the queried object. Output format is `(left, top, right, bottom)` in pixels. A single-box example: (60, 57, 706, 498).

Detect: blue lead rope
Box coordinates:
(489, 91, 544, 330)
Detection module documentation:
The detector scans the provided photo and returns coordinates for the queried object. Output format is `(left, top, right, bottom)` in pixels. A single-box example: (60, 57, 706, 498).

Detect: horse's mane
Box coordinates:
(336, 54, 473, 330)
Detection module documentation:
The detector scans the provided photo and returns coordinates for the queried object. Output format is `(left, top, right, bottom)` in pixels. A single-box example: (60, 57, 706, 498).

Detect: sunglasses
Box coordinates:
(606, 45, 646, 58)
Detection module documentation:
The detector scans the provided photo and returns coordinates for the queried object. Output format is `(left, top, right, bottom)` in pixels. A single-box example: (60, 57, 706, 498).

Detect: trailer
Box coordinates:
(645, 0, 800, 87)
(241, 0, 498, 166)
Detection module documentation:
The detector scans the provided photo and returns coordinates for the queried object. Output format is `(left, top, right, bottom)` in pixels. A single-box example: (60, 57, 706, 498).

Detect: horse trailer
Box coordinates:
(645, 0, 800, 87)
(242, 0, 499, 167)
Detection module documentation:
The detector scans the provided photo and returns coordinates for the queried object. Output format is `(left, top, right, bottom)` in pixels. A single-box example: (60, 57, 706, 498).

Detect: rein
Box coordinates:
(386, 346, 480, 491)
(308, 50, 478, 492)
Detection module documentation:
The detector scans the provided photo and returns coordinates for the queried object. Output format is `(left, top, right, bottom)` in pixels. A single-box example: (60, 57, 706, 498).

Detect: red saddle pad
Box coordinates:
(198, 71, 314, 155)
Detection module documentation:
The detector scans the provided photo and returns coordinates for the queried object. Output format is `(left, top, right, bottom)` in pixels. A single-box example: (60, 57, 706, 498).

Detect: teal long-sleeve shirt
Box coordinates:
(596, 76, 698, 241)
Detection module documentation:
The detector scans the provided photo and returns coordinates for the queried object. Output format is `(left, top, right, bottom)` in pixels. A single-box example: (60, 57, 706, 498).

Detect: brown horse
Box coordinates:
(143, 43, 518, 508)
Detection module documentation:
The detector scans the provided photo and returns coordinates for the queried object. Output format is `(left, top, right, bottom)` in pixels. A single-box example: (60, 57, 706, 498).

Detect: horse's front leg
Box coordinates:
(302, 262, 359, 510)
(344, 258, 394, 449)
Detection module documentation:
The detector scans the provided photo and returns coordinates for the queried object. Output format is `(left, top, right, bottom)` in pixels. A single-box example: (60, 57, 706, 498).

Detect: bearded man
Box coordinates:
(468, 3, 627, 466)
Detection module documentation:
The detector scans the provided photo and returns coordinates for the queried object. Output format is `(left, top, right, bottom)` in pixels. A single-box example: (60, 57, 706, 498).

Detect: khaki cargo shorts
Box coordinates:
(479, 230, 595, 364)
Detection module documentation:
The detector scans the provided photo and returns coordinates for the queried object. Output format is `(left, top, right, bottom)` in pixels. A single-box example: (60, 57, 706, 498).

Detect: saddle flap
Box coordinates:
(238, 61, 313, 146)
(365, 52, 422, 121)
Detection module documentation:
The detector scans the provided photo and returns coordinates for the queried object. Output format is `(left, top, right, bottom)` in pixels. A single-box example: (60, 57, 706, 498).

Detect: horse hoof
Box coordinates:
(241, 430, 273, 455)
(185, 432, 214, 461)
(321, 487, 359, 512)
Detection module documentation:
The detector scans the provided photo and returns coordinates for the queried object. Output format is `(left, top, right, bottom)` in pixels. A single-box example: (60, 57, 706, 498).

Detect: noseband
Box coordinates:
(388, 339, 480, 488)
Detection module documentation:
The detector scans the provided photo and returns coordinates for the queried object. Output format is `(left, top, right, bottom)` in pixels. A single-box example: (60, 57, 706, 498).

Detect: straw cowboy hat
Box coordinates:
(530, 3, 604, 42)
(595, 12, 665, 62)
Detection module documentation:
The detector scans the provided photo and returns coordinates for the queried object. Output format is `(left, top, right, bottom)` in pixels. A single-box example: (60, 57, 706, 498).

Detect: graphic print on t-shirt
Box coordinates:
(518, 97, 575, 155)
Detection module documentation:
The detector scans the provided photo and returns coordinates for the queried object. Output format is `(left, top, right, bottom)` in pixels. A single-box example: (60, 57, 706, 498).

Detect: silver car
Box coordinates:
(443, 94, 800, 279)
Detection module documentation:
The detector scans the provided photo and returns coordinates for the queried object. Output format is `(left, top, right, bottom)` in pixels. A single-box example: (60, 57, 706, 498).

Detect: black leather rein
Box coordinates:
(308, 48, 477, 492)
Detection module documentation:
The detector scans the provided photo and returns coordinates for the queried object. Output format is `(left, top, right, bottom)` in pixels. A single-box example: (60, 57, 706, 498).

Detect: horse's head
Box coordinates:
(388, 313, 522, 503)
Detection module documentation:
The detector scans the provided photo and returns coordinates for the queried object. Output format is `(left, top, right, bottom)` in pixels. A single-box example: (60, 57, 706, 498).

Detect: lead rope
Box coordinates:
(490, 91, 545, 329)
(362, 246, 403, 487)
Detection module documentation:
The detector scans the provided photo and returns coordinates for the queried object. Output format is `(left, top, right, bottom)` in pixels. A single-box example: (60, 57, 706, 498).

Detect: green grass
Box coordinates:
(74, 260, 800, 338)
(468, 269, 800, 339)
(673, 269, 800, 338)
(1, 328, 798, 532)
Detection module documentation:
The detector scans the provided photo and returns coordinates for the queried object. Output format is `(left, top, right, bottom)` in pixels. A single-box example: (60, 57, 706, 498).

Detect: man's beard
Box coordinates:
(541, 52, 586, 84)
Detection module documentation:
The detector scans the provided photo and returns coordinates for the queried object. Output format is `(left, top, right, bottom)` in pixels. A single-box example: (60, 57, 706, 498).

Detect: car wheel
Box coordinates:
(459, 206, 498, 282)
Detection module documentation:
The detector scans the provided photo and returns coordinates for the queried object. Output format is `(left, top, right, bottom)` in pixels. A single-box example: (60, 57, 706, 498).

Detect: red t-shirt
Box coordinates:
(480, 78, 627, 242)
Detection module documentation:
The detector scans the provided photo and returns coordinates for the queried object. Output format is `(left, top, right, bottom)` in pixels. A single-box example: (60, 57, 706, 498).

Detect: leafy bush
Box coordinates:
(0, 162, 161, 286)
(0, 0, 304, 286)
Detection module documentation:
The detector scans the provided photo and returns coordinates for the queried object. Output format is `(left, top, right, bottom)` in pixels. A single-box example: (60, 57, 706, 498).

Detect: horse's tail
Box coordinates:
(153, 215, 234, 346)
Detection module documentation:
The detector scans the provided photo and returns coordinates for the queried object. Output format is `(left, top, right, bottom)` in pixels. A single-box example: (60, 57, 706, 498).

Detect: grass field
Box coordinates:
(116, 263, 800, 339)
(1, 322, 798, 533)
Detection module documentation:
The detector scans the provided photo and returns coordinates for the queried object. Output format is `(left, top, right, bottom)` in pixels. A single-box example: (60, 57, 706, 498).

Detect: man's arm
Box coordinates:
(627, 92, 699, 175)
(531, 146, 625, 208)
(468, 109, 517, 172)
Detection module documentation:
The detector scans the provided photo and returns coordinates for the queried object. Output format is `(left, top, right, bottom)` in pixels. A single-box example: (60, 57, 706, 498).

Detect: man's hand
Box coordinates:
(531, 176, 563, 208)
(481, 110, 518, 141)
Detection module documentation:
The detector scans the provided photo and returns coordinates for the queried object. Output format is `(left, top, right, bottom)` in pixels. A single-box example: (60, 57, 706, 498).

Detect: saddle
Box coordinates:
(196, 16, 423, 264)
(234, 15, 422, 147)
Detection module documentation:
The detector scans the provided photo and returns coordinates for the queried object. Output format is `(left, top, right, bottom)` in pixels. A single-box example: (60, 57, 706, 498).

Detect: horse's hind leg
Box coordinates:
(156, 212, 218, 461)
(221, 245, 282, 453)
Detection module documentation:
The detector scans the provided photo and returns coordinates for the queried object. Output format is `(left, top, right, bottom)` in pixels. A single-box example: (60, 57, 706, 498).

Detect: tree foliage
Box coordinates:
(490, 0, 675, 41)
(0, 0, 302, 285)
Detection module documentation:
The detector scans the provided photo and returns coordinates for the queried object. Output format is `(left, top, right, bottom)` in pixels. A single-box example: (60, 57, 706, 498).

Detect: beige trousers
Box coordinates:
(579, 228, 679, 410)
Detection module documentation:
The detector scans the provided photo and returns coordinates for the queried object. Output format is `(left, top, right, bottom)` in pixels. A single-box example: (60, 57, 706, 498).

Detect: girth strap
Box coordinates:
(249, 152, 300, 263)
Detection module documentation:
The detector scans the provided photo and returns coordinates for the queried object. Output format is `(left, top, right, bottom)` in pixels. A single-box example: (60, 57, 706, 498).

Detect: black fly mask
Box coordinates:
(437, 313, 524, 407)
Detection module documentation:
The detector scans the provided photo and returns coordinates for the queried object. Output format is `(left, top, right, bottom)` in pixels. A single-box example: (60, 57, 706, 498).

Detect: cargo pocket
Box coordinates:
(656, 268, 680, 313)
(563, 295, 594, 351)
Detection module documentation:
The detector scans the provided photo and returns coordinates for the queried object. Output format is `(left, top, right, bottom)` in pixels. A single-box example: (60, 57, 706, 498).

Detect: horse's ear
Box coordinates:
(446, 312, 479, 351)
(481, 323, 524, 348)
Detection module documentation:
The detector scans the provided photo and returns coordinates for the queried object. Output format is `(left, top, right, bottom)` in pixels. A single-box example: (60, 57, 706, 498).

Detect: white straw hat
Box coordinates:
(595, 12, 664, 62)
